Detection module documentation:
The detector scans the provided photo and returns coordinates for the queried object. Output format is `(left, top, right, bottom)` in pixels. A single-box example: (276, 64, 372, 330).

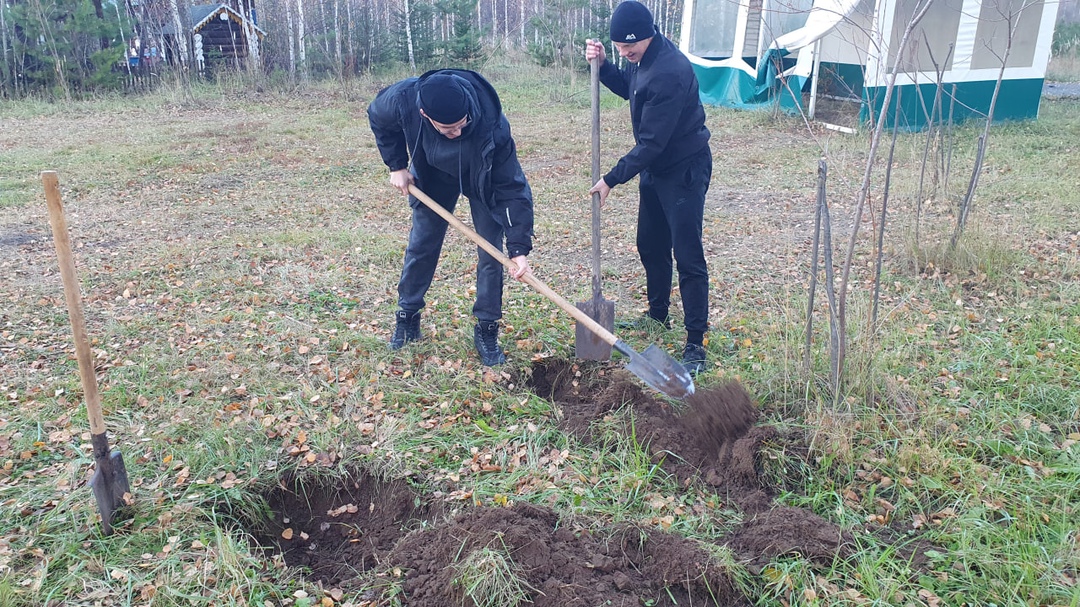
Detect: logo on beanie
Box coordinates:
(625, 33, 637, 41)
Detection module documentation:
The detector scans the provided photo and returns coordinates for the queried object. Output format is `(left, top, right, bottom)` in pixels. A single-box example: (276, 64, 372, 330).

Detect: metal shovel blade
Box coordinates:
(575, 297, 615, 360)
(90, 448, 131, 535)
(619, 341, 696, 399)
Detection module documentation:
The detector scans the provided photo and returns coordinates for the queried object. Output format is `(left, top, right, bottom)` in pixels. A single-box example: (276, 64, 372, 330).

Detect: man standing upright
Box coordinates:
(585, 1, 714, 375)
(367, 69, 535, 366)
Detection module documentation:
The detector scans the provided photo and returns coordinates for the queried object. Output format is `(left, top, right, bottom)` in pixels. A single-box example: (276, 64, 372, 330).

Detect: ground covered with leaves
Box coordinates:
(1, 64, 1079, 606)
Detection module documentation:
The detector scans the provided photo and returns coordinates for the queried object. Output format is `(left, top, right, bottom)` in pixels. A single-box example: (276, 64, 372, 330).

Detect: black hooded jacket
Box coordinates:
(598, 30, 711, 187)
(367, 69, 534, 258)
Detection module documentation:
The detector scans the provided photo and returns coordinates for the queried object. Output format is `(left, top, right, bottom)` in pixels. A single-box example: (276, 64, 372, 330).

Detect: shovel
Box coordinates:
(42, 171, 131, 535)
(575, 56, 616, 361)
(407, 184, 694, 399)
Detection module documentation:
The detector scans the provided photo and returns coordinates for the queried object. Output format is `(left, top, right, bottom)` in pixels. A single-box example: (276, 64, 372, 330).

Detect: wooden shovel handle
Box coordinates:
(42, 171, 106, 435)
(407, 184, 618, 347)
(590, 56, 603, 300)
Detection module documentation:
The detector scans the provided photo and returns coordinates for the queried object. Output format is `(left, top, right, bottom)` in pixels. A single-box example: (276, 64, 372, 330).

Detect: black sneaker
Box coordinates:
(616, 313, 672, 331)
(473, 321, 507, 366)
(389, 310, 422, 350)
(683, 343, 707, 376)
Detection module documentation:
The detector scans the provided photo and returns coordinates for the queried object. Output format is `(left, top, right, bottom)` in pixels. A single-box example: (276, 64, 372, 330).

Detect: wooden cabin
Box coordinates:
(157, 1, 267, 69)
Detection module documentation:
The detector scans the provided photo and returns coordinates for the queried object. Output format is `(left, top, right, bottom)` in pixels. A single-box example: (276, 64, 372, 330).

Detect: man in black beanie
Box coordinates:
(585, 1, 713, 375)
(367, 69, 535, 366)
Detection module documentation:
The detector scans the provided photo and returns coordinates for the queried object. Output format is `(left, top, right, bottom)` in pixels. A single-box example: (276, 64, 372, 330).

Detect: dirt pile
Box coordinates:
(530, 358, 855, 559)
(390, 502, 744, 607)
(248, 472, 744, 606)
(243, 358, 857, 605)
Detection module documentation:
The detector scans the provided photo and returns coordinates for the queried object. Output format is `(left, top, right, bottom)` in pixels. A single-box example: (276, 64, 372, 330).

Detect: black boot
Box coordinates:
(473, 321, 507, 366)
(683, 342, 707, 376)
(389, 310, 422, 350)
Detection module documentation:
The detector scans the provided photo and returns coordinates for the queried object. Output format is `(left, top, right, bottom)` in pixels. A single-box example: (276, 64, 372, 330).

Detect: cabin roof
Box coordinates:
(161, 4, 267, 38)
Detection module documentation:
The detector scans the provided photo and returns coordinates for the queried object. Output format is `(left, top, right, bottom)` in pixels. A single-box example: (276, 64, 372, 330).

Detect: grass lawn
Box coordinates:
(1, 61, 1078, 606)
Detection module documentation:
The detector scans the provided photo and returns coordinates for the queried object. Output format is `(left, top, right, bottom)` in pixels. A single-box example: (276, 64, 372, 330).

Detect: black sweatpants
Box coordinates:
(397, 169, 506, 323)
(635, 146, 712, 341)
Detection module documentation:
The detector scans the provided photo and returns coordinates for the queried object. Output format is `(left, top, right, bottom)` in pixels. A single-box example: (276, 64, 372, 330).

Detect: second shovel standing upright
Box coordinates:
(575, 56, 616, 361)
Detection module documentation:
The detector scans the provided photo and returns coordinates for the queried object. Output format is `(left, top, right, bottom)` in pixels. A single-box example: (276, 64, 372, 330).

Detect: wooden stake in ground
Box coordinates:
(42, 170, 132, 535)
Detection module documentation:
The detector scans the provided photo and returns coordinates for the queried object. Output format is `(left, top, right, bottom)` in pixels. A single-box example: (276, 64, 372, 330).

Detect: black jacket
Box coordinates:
(367, 69, 534, 258)
(598, 30, 711, 187)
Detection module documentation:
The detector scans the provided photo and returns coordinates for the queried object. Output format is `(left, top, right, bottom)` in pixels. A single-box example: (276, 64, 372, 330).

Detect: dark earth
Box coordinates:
(244, 359, 864, 606)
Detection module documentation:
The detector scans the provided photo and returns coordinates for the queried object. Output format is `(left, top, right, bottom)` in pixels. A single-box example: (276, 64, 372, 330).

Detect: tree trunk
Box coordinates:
(297, 0, 308, 81)
(1, 0, 11, 98)
(404, 0, 415, 71)
(318, 0, 330, 60)
(346, 0, 355, 75)
(287, 0, 297, 80)
(950, 12, 1015, 251)
(90, 0, 110, 50)
(169, 0, 190, 64)
(237, 0, 260, 68)
(334, 0, 342, 79)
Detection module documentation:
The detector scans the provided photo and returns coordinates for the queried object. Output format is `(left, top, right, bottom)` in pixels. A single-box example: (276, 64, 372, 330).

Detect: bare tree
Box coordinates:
(238, 0, 261, 68)
(950, 0, 1028, 251)
(1, 0, 11, 98)
(297, 0, 308, 81)
(835, 0, 934, 389)
(168, 0, 190, 64)
(333, 0, 343, 80)
(404, 0, 415, 71)
(346, 0, 355, 74)
(286, 0, 297, 79)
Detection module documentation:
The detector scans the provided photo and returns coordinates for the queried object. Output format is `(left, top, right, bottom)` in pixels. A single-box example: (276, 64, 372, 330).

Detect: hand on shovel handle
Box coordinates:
(42, 171, 131, 535)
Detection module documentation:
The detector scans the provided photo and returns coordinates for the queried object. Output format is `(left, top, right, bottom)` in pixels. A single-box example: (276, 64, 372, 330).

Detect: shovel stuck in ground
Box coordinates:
(407, 184, 695, 400)
(574, 56, 615, 361)
(42, 171, 131, 535)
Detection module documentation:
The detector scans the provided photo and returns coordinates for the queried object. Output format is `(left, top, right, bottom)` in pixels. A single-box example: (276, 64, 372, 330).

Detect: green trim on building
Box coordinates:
(861, 78, 1044, 130)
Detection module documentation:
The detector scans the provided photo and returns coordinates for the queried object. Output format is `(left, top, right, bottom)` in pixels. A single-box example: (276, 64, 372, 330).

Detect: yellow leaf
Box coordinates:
(741, 338, 752, 348)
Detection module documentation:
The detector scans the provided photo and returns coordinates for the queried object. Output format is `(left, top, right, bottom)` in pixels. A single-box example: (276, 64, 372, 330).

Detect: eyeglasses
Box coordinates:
(427, 115, 471, 136)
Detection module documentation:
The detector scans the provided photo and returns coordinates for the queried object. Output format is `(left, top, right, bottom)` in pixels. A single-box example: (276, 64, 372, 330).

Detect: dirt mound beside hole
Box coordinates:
(724, 506, 857, 574)
(389, 501, 746, 607)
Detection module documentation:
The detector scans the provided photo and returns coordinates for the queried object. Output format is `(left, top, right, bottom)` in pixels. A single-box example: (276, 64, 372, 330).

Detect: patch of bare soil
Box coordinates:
(246, 359, 863, 605)
(248, 470, 744, 606)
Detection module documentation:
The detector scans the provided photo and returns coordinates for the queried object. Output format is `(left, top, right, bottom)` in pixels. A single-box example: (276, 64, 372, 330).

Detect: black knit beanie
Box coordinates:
(418, 73, 468, 124)
(610, 1, 655, 43)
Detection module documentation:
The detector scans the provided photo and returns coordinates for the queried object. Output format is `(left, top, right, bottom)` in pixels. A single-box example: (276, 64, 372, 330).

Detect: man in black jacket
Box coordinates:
(585, 1, 713, 375)
(367, 69, 534, 366)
